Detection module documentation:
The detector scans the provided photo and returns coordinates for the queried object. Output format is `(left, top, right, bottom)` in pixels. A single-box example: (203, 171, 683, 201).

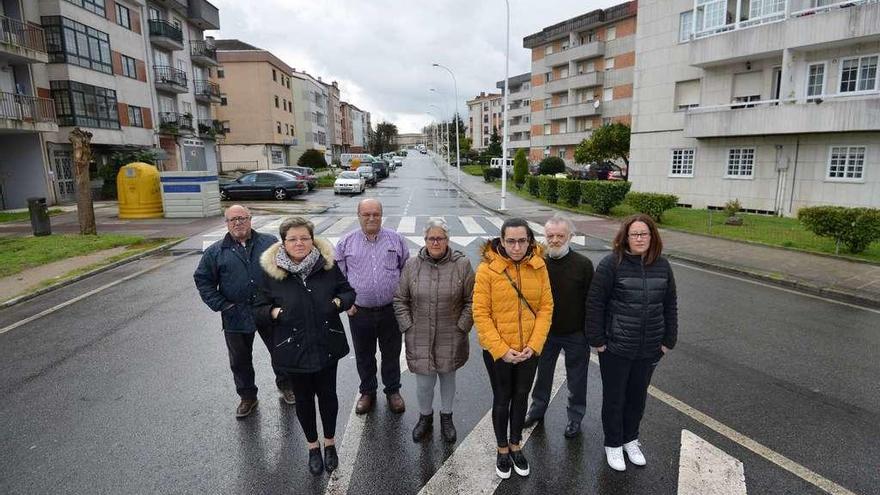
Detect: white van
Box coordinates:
(489, 157, 514, 171)
(340, 153, 377, 169)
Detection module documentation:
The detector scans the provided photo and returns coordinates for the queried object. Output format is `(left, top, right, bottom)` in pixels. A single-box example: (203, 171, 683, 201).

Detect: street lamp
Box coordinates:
(428, 102, 450, 174)
(428, 90, 450, 167)
(426, 110, 439, 157)
(433, 63, 461, 184)
(501, 0, 510, 211)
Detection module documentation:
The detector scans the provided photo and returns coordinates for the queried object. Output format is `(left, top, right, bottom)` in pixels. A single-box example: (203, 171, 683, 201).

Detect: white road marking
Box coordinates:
(325, 237, 340, 246)
(407, 236, 425, 247)
(486, 216, 504, 229)
(419, 355, 567, 495)
(397, 216, 417, 234)
(528, 221, 545, 235)
(450, 236, 477, 247)
(324, 216, 357, 235)
(460, 216, 486, 234)
(678, 429, 747, 495)
(0, 257, 180, 336)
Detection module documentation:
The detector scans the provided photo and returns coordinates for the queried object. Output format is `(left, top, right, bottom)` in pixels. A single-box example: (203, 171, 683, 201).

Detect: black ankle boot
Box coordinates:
(324, 445, 338, 473)
(412, 413, 433, 442)
(439, 412, 457, 443)
(308, 446, 323, 475)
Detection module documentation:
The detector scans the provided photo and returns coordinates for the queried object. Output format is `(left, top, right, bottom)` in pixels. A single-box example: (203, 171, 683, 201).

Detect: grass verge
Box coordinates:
(317, 174, 337, 188)
(461, 164, 484, 177)
(0, 209, 64, 224)
(0, 234, 147, 278)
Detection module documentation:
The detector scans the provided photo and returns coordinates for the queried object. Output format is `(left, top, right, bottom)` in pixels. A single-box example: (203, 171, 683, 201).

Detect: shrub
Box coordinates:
(298, 149, 327, 169)
(625, 192, 679, 222)
(538, 156, 566, 175)
(513, 149, 528, 189)
(538, 176, 559, 203)
(724, 198, 742, 218)
(483, 167, 502, 182)
(558, 179, 582, 207)
(525, 175, 540, 197)
(798, 206, 880, 254)
(581, 181, 632, 214)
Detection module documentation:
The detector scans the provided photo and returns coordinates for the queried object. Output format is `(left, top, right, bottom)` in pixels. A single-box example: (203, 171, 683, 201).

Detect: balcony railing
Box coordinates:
(148, 19, 183, 43)
(190, 40, 218, 64)
(158, 112, 193, 134)
(0, 14, 47, 52)
(197, 118, 225, 136)
(0, 91, 56, 122)
(153, 65, 188, 90)
(194, 79, 220, 99)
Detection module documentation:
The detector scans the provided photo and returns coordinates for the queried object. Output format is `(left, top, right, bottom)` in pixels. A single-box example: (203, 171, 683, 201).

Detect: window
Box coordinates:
(559, 66, 569, 79)
(606, 26, 616, 41)
(806, 63, 826, 99)
(674, 79, 701, 111)
(726, 148, 755, 178)
(605, 57, 615, 71)
(544, 124, 551, 135)
(557, 120, 567, 133)
(827, 146, 866, 181)
(285, 124, 289, 135)
(127, 105, 143, 127)
(602, 117, 612, 126)
(217, 68, 225, 78)
(575, 117, 592, 132)
(271, 150, 284, 164)
(272, 69, 277, 81)
(274, 95, 279, 108)
(148, 7, 160, 21)
(220, 94, 227, 106)
(121, 54, 137, 78)
(50, 80, 119, 129)
(696, 0, 726, 32)
(558, 148, 566, 159)
(679, 11, 694, 42)
(839, 55, 878, 93)
(544, 72, 552, 83)
(64, 0, 106, 17)
(544, 45, 553, 55)
(276, 121, 282, 133)
(42, 16, 112, 74)
(749, 0, 785, 18)
(603, 87, 613, 102)
(670, 149, 695, 176)
(579, 31, 596, 45)
(115, 4, 130, 29)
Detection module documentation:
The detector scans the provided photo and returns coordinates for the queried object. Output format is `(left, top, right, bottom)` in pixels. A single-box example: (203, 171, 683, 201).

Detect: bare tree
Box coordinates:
(70, 127, 97, 235)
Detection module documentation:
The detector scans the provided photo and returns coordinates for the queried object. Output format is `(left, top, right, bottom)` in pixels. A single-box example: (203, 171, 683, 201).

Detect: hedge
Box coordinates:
(558, 179, 582, 207)
(580, 181, 632, 214)
(538, 176, 559, 203)
(625, 192, 679, 222)
(525, 175, 540, 197)
(483, 167, 502, 182)
(538, 156, 566, 175)
(798, 206, 880, 254)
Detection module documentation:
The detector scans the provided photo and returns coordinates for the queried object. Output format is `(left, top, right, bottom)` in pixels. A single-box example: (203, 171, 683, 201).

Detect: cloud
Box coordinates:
(207, 0, 625, 132)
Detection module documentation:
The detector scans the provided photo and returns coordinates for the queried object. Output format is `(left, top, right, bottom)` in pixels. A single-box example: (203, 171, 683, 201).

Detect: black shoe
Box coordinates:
(564, 421, 581, 439)
(523, 410, 542, 428)
(439, 413, 456, 443)
(495, 452, 512, 479)
(323, 445, 338, 473)
(412, 413, 433, 442)
(510, 449, 530, 477)
(308, 447, 323, 475)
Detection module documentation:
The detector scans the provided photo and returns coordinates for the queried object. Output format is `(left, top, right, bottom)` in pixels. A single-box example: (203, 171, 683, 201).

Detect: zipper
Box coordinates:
(516, 264, 524, 351)
(275, 335, 294, 348)
(639, 257, 648, 356)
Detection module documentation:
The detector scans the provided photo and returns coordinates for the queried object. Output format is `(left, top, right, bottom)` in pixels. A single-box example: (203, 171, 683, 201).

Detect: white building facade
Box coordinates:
(289, 69, 328, 165)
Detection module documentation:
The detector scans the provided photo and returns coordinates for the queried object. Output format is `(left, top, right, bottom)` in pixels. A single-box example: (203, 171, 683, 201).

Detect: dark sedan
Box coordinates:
(219, 170, 308, 201)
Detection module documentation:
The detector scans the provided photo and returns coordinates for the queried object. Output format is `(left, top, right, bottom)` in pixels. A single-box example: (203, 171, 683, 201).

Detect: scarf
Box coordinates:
(275, 245, 320, 282)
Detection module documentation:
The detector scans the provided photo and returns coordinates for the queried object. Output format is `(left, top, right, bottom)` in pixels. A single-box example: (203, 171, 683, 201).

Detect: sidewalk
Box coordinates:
(432, 155, 880, 309)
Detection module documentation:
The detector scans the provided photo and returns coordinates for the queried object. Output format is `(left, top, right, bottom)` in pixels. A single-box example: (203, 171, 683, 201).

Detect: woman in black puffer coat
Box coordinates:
(586, 213, 678, 472)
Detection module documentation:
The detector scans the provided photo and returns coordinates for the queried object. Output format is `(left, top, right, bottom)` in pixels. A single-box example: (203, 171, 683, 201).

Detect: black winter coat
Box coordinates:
(193, 230, 277, 333)
(254, 238, 356, 373)
(586, 252, 678, 359)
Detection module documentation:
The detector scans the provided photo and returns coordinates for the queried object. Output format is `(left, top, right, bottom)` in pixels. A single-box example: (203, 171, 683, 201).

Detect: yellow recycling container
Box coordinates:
(117, 162, 163, 219)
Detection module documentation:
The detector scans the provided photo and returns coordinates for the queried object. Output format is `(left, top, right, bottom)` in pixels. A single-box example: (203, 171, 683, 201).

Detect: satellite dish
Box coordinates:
(593, 100, 601, 109)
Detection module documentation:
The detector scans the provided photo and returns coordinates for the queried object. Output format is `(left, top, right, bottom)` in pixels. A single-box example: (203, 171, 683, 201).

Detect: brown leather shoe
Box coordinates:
(235, 399, 258, 418)
(355, 393, 375, 415)
(387, 392, 405, 414)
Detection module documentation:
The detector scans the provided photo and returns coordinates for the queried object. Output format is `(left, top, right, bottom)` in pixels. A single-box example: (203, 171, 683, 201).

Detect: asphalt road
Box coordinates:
(0, 153, 877, 494)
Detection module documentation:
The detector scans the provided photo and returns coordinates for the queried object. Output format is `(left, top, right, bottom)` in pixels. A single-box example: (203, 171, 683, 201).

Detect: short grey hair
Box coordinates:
(423, 217, 449, 236)
(279, 216, 314, 240)
(545, 214, 575, 235)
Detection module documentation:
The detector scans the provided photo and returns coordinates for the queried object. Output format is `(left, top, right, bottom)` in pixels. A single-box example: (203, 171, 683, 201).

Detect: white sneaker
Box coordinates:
(605, 446, 626, 471)
(623, 440, 646, 466)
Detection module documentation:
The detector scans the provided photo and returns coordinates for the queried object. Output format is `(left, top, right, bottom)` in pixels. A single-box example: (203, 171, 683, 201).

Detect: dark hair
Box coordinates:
(613, 214, 663, 265)
(279, 216, 314, 241)
(497, 217, 536, 259)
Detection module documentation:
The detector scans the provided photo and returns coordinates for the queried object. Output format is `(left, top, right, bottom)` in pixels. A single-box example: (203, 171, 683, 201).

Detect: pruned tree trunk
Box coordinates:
(70, 127, 97, 235)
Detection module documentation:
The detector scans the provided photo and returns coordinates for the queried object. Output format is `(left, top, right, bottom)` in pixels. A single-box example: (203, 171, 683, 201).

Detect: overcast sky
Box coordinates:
(207, 0, 624, 133)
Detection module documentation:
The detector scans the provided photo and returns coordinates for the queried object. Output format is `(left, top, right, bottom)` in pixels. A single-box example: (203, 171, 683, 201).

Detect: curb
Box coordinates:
(0, 238, 186, 310)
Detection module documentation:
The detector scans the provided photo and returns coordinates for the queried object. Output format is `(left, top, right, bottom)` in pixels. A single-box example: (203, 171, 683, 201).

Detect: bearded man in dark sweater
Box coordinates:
(524, 214, 594, 438)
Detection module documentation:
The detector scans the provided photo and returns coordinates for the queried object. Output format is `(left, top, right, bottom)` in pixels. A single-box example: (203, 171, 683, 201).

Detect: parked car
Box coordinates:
(219, 170, 308, 201)
(584, 161, 623, 180)
(392, 156, 404, 167)
(357, 165, 377, 186)
(371, 159, 390, 179)
(334, 170, 366, 195)
(279, 166, 317, 191)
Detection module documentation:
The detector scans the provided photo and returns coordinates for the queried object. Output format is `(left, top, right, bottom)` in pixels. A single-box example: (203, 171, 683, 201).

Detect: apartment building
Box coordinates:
(213, 39, 297, 171)
(0, 0, 57, 209)
(524, 0, 638, 164)
(630, 0, 880, 215)
(466, 91, 502, 151)
(323, 79, 342, 164)
(495, 72, 532, 155)
(342, 101, 368, 153)
(288, 69, 328, 165)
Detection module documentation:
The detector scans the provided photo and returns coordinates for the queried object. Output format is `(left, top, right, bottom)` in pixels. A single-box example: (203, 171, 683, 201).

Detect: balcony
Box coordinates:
(532, 131, 592, 147)
(683, 93, 880, 138)
(0, 92, 57, 133)
(190, 40, 219, 66)
(508, 104, 529, 117)
(544, 71, 603, 94)
(197, 118, 225, 139)
(509, 139, 531, 149)
(153, 66, 188, 93)
(544, 41, 605, 67)
(544, 101, 601, 120)
(194, 79, 221, 103)
(149, 20, 184, 51)
(509, 122, 531, 133)
(689, 0, 880, 68)
(158, 112, 194, 135)
(0, 15, 48, 64)
(188, 0, 220, 30)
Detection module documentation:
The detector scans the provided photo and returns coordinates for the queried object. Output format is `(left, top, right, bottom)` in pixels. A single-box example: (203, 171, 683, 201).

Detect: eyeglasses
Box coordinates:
(426, 236, 448, 244)
(226, 216, 251, 224)
(359, 213, 381, 219)
(628, 232, 651, 239)
(284, 237, 313, 244)
(503, 238, 530, 247)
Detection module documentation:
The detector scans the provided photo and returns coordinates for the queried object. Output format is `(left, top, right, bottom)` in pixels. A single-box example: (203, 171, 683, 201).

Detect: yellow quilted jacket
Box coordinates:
(473, 240, 553, 361)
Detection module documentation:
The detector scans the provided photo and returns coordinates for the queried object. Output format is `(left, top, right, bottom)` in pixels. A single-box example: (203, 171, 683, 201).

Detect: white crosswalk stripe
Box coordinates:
(396, 216, 417, 233)
(459, 216, 486, 234)
(324, 216, 357, 235)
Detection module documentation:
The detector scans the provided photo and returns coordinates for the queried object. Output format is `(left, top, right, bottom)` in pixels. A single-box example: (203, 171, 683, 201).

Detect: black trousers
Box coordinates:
(482, 351, 539, 448)
(529, 332, 589, 424)
(348, 304, 401, 395)
(290, 362, 339, 443)
(598, 350, 662, 447)
(224, 326, 289, 400)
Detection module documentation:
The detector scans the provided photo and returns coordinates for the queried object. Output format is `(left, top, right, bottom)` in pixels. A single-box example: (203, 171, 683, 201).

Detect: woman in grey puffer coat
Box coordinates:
(394, 218, 475, 444)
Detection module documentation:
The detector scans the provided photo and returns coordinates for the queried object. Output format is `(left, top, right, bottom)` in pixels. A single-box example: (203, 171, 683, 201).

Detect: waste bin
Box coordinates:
(117, 162, 163, 219)
(27, 197, 51, 236)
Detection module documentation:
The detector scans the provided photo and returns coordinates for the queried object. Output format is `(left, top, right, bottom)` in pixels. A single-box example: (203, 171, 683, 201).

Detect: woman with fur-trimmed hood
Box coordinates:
(254, 216, 355, 476)
(473, 217, 553, 480)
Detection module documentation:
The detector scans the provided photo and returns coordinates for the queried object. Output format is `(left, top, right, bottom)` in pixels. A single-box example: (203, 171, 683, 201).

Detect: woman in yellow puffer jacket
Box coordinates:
(473, 217, 553, 480)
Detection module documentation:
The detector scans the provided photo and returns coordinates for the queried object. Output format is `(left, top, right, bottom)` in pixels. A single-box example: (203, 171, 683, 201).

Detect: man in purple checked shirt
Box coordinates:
(336, 198, 410, 415)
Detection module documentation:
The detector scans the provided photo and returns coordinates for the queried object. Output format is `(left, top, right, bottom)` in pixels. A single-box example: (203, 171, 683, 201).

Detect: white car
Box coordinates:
(392, 156, 404, 167)
(333, 170, 366, 194)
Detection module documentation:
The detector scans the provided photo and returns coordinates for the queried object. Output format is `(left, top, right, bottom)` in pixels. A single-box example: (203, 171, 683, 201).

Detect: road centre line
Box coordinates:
(0, 256, 182, 336)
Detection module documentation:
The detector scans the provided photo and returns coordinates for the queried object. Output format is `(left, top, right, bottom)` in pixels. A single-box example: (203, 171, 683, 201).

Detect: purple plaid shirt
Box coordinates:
(336, 227, 410, 308)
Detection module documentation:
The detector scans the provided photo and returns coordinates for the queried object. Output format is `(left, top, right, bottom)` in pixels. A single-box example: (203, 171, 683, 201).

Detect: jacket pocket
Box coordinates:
(272, 327, 306, 369)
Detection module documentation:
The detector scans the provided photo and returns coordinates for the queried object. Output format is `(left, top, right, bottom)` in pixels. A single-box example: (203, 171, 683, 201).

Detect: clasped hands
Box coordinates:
(501, 346, 535, 363)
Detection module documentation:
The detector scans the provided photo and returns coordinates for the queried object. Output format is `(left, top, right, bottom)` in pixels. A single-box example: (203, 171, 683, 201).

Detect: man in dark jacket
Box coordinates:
(524, 215, 594, 438)
(194, 205, 292, 418)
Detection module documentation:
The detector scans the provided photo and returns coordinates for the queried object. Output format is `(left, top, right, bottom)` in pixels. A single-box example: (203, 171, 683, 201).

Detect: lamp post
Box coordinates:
(428, 102, 449, 172)
(500, 0, 510, 211)
(429, 90, 450, 167)
(433, 63, 461, 184)
(426, 110, 439, 160)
